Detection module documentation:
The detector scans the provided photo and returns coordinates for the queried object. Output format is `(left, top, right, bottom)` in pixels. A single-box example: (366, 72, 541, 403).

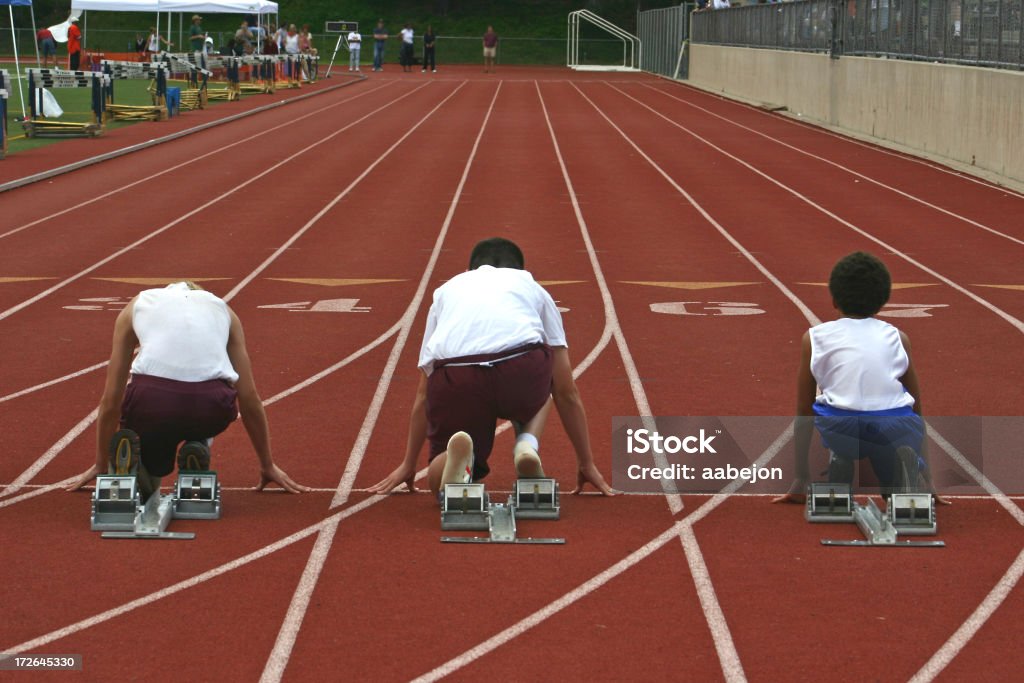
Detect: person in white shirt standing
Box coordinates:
(399, 22, 414, 72)
(370, 238, 615, 499)
(67, 282, 308, 500)
(346, 29, 362, 71)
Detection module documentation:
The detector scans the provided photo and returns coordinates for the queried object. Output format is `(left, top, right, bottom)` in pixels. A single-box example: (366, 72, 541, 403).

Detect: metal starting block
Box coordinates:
(91, 476, 140, 531)
(804, 483, 854, 523)
(887, 493, 937, 535)
(441, 480, 564, 544)
(512, 478, 560, 520)
(820, 497, 944, 548)
(173, 472, 221, 519)
(92, 472, 221, 540)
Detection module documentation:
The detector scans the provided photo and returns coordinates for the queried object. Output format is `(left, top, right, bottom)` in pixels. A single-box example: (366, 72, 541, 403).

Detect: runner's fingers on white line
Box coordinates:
(369, 465, 417, 494)
(573, 462, 616, 496)
(65, 464, 102, 492)
(257, 464, 310, 493)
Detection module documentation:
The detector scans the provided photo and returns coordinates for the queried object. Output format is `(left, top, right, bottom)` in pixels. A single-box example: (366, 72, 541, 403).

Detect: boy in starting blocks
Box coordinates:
(774, 252, 943, 504)
(67, 281, 309, 499)
(370, 238, 615, 498)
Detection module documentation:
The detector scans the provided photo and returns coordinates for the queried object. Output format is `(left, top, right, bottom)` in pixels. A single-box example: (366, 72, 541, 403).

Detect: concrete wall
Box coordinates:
(688, 44, 1024, 188)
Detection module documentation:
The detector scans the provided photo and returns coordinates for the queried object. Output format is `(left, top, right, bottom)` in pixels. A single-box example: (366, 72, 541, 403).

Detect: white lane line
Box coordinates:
(0, 82, 396, 242)
(0, 82, 433, 323)
(535, 80, 684, 516)
(0, 361, 109, 404)
(0, 83, 455, 499)
(259, 81, 504, 683)
(587, 83, 1024, 683)
(634, 83, 1024, 247)
(601, 84, 1024, 335)
(657, 81, 1024, 200)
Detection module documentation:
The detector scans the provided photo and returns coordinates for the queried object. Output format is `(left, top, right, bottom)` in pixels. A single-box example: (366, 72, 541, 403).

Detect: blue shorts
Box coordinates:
(813, 404, 925, 486)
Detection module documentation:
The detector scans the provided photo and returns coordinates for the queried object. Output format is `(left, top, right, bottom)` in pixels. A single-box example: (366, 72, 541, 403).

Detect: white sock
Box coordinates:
(515, 432, 539, 452)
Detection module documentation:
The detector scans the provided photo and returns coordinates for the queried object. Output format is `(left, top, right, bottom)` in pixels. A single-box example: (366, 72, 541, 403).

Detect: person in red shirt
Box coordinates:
(68, 17, 82, 71)
(37, 28, 57, 67)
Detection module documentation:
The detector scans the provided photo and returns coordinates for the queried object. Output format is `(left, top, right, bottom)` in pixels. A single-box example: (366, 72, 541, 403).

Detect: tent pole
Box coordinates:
(9, 6, 26, 118)
(30, 5, 40, 67)
(83, 10, 87, 51)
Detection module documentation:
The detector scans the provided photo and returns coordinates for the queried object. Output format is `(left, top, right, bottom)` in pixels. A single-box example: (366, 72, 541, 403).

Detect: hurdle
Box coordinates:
(156, 53, 210, 110)
(102, 61, 169, 122)
(440, 479, 563, 544)
(204, 56, 240, 102)
(22, 69, 106, 138)
(92, 470, 221, 540)
(0, 70, 8, 159)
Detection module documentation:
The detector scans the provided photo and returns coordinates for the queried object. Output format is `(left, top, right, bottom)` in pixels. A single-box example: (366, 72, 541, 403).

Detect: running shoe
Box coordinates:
(513, 440, 545, 478)
(109, 429, 141, 475)
(177, 441, 211, 472)
(441, 432, 474, 486)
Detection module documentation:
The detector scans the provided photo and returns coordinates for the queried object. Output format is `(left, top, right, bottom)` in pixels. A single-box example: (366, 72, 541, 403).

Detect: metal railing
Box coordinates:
(692, 0, 1024, 70)
(638, 3, 697, 78)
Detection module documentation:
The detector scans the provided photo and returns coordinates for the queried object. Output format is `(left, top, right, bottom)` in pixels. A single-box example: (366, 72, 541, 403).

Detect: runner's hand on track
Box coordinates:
(573, 462, 616, 496)
(368, 464, 417, 494)
(772, 480, 807, 504)
(256, 464, 311, 493)
(65, 464, 102, 492)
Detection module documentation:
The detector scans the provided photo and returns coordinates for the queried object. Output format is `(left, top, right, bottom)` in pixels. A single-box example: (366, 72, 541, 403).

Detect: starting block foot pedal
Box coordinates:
(887, 493, 937, 535)
(101, 491, 195, 540)
(512, 478, 560, 520)
(173, 472, 221, 520)
(91, 476, 140, 531)
(441, 483, 490, 531)
(805, 482, 854, 523)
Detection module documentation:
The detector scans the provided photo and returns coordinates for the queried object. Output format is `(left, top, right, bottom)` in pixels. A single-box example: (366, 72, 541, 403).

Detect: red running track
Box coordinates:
(0, 65, 1021, 682)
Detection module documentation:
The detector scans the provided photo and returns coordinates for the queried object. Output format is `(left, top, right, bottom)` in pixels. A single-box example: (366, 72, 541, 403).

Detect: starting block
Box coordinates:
(887, 493, 937, 535)
(91, 472, 220, 540)
(804, 483, 854, 523)
(441, 479, 564, 544)
(818, 496, 944, 548)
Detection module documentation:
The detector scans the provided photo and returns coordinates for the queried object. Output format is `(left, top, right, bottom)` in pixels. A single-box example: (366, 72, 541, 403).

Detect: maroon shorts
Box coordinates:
(121, 374, 239, 477)
(426, 344, 553, 480)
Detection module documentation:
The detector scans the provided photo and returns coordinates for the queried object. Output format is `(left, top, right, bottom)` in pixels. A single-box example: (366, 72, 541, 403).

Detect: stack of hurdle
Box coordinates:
(237, 55, 276, 95)
(204, 56, 240, 101)
(102, 61, 169, 122)
(156, 53, 210, 111)
(22, 69, 107, 138)
(274, 54, 302, 90)
(0, 70, 9, 159)
(301, 53, 320, 83)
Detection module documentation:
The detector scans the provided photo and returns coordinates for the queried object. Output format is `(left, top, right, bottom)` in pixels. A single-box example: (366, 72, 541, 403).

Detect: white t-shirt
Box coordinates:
(147, 33, 160, 52)
(130, 283, 239, 383)
(809, 317, 914, 411)
(284, 33, 300, 54)
(347, 32, 361, 49)
(418, 266, 567, 375)
(401, 28, 414, 44)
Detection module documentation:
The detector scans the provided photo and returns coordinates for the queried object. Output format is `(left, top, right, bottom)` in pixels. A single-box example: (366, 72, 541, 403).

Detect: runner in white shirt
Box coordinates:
(370, 238, 615, 499)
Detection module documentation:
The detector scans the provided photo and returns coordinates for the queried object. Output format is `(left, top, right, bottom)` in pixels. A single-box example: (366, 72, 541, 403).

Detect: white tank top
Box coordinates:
(809, 317, 914, 411)
(130, 283, 239, 383)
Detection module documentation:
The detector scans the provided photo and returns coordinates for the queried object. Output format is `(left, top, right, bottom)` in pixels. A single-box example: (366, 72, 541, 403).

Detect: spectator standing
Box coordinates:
(372, 19, 388, 71)
(347, 28, 362, 71)
(263, 24, 279, 54)
(37, 27, 57, 68)
(189, 15, 206, 68)
(482, 25, 498, 73)
(422, 25, 436, 73)
(284, 24, 300, 55)
(146, 26, 172, 58)
(67, 17, 82, 71)
(300, 24, 315, 55)
(235, 21, 254, 55)
(399, 22, 414, 72)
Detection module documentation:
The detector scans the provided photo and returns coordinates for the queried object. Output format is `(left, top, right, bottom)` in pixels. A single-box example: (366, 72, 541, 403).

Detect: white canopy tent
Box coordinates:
(69, 0, 279, 55)
(3, 0, 40, 118)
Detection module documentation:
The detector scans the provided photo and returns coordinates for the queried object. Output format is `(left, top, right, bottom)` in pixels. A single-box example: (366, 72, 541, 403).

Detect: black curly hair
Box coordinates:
(828, 251, 891, 317)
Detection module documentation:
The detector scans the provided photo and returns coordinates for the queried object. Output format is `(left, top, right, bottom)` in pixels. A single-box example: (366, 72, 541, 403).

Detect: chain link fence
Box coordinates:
(692, 0, 1024, 70)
